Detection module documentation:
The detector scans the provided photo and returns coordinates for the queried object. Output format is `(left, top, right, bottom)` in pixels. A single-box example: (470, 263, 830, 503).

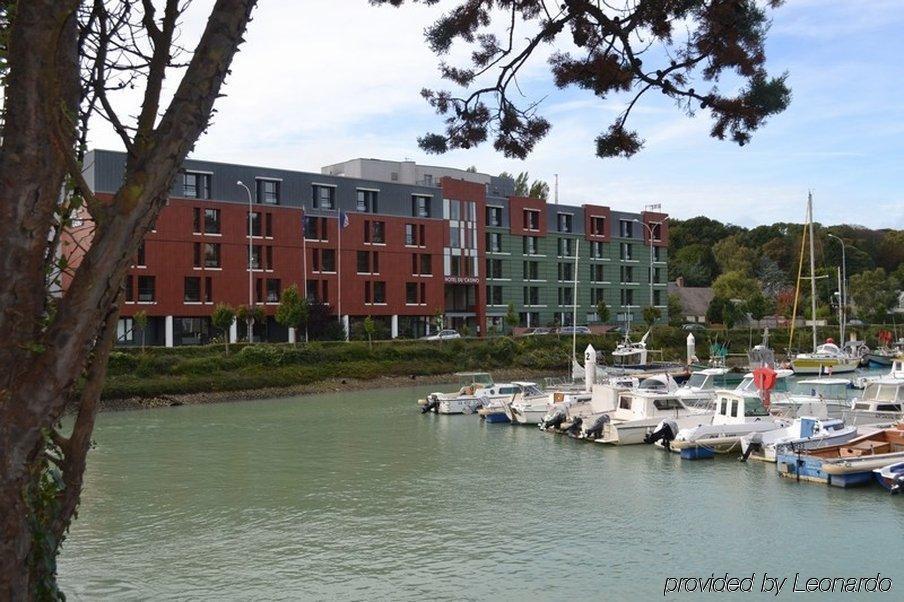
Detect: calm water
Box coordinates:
(60, 383, 904, 600)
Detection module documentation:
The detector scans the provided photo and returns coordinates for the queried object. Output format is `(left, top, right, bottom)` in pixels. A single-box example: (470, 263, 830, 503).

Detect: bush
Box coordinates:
(107, 351, 139, 375)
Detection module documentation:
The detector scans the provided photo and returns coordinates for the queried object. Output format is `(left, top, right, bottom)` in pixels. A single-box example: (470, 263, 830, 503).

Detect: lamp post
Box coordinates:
(827, 233, 847, 342)
(237, 181, 254, 342)
(633, 218, 661, 311)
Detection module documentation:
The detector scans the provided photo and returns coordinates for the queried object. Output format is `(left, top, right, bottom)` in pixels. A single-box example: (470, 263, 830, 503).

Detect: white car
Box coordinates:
(422, 329, 461, 341)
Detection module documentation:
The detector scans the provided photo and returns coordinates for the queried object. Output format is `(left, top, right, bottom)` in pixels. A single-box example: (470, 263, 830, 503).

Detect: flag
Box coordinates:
(340, 210, 350, 229)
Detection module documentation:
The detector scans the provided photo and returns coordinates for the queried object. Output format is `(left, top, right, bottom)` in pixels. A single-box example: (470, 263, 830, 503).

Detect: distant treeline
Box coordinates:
(667, 217, 904, 324)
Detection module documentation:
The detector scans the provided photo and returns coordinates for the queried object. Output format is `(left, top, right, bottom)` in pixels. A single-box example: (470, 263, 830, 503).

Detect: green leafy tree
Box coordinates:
(235, 305, 251, 343)
(669, 244, 719, 287)
(133, 310, 148, 353)
(528, 179, 549, 201)
(384, 1, 789, 160)
(275, 284, 309, 345)
(211, 303, 236, 354)
(667, 293, 684, 326)
(722, 300, 743, 329)
(744, 291, 773, 322)
(849, 268, 898, 323)
(596, 299, 611, 324)
(504, 303, 519, 333)
(712, 235, 754, 276)
(642, 305, 661, 328)
(363, 315, 376, 349)
(712, 270, 760, 303)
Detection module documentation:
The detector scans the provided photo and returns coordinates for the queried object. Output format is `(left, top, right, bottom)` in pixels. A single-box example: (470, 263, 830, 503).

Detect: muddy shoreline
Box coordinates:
(94, 368, 557, 413)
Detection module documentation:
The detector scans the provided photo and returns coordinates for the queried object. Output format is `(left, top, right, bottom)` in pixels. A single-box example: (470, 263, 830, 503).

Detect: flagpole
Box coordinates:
(337, 211, 341, 324)
(302, 210, 309, 342)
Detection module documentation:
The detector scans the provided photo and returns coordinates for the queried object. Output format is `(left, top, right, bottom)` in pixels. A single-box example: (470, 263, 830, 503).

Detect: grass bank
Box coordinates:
(101, 324, 879, 402)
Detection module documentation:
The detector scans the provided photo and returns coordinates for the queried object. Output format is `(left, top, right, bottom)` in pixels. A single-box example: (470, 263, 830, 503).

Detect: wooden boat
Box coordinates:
(776, 424, 904, 487)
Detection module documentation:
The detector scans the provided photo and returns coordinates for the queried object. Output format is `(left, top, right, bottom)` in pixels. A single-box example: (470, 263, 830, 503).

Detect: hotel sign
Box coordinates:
(444, 276, 480, 284)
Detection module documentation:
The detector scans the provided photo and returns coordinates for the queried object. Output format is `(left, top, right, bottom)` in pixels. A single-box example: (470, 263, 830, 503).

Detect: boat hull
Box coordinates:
(481, 411, 510, 424)
(777, 451, 904, 487)
(790, 358, 859, 375)
(873, 463, 904, 493)
(866, 354, 895, 367)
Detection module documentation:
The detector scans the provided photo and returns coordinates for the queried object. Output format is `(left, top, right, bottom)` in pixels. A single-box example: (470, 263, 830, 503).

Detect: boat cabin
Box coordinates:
(791, 378, 851, 400)
(613, 392, 692, 421)
(852, 380, 904, 413)
(711, 392, 770, 425)
(684, 368, 735, 392)
(455, 372, 494, 388)
(734, 370, 793, 395)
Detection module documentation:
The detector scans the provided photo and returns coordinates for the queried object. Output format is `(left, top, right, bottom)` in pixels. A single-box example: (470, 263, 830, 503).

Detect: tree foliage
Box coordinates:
(211, 303, 236, 353)
(375, 0, 790, 159)
(275, 284, 309, 345)
(849, 268, 899, 323)
(712, 270, 760, 302)
(501, 170, 549, 200)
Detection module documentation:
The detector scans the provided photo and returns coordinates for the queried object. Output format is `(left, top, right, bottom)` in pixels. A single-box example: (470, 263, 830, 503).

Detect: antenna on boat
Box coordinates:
(807, 192, 818, 352)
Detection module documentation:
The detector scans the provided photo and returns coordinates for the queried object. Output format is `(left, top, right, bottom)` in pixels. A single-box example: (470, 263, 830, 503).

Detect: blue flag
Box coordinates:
(340, 211, 350, 229)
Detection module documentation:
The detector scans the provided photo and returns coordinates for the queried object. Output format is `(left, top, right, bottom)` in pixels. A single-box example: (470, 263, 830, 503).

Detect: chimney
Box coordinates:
(676, 276, 685, 288)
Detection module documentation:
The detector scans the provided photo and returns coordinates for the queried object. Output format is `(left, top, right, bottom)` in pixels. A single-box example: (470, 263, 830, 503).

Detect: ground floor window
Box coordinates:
(117, 317, 134, 343)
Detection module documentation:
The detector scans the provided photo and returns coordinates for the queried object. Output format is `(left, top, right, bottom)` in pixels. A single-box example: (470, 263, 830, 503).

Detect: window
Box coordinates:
(558, 238, 574, 257)
(391, 171, 399, 182)
(620, 242, 633, 260)
(124, 276, 134, 302)
(247, 211, 261, 236)
(653, 267, 662, 284)
(591, 216, 606, 236)
(523, 261, 539, 281)
(558, 262, 574, 282)
(364, 220, 385, 244)
(183, 171, 210, 199)
(619, 219, 633, 238)
(651, 222, 663, 241)
(621, 265, 634, 283)
(558, 287, 574, 306)
(117, 317, 134, 343)
(249, 245, 262, 269)
(487, 232, 502, 252)
(258, 179, 280, 204)
(486, 258, 503, 279)
(412, 195, 431, 217)
(523, 286, 540, 306)
(653, 246, 662, 262)
(366, 281, 386, 304)
(405, 224, 417, 246)
(265, 213, 273, 238)
(137, 276, 155, 302)
(406, 283, 418, 304)
(557, 213, 573, 233)
(205, 277, 213, 303)
(184, 277, 201, 302)
(591, 288, 606, 305)
(519, 312, 540, 327)
(193, 207, 202, 233)
(620, 289, 634, 306)
(523, 236, 538, 255)
(357, 251, 378, 274)
(266, 278, 281, 302)
(204, 209, 220, 234)
(204, 243, 221, 268)
(654, 289, 662, 306)
(423, 174, 433, 186)
(193, 242, 201, 267)
(590, 264, 605, 282)
(321, 248, 335, 272)
(420, 254, 432, 275)
(590, 241, 605, 258)
(135, 241, 146, 266)
(487, 206, 502, 227)
(357, 189, 378, 213)
(488, 285, 503, 305)
(523, 209, 540, 231)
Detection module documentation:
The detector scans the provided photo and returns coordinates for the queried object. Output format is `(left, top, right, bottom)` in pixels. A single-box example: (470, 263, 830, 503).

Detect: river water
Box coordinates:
(60, 383, 903, 600)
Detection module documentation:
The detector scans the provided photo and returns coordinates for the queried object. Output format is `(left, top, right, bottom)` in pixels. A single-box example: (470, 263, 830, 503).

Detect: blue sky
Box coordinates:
(90, 0, 904, 228)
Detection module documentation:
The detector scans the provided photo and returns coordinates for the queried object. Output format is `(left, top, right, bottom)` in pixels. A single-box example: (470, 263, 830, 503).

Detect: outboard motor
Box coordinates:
(582, 414, 610, 440)
(644, 420, 678, 449)
(891, 474, 904, 495)
(564, 416, 583, 438)
(421, 394, 440, 414)
(740, 433, 763, 462)
(540, 408, 567, 431)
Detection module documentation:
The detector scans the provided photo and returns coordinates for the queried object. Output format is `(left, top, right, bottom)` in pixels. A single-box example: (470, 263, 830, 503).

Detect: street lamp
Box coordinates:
(237, 181, 254, 342)
(633, 218, 662, 311)
(827, 233, 847, 342)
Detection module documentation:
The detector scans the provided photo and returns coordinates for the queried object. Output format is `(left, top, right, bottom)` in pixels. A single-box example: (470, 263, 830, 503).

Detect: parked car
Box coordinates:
(421, 329, 461, 341)
(523, 327, 552, 336)
(682, 323, 706, 332)
(556, 326, 591, 335)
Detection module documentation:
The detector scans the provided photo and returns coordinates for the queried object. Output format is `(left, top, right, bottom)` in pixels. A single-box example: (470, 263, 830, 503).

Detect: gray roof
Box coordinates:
(667, 283, 713, 317)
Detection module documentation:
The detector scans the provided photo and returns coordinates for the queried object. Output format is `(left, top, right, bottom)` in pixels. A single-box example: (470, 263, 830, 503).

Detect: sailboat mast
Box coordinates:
(572, 238, 580, 375)
(836, 267, 843, 343)
(808, 192, 818, 352)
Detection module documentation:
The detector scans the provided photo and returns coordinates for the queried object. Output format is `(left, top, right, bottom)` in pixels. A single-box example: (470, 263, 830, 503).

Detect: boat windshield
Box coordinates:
(744, 397, 770, 417)
(791, 382, 848, 399)
(862, 383, 904, 402)
(639, 377, 667, 390)
(686, 373, 710, 388)
(459, 373, 493, 387)
(653, 398, 685, 411)
(522, 385, 543, 396)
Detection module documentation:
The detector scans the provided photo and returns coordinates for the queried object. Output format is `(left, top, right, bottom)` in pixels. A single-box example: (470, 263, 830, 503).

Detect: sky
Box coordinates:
(88, 0, 904, 229)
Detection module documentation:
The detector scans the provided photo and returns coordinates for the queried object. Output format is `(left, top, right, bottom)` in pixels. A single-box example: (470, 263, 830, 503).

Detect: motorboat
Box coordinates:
(476, 382, 540, 423)
(843, 379, 904, 427)
(593, 389, 708, 446)
(841, 340, 871, 367)
(653, 390, 789, 459)
(739, 417, 860, 462)
(419, 372, 497, 415)
(505, 383, 574, 426)
(853, 358, 904, 389)
(732, 369, 794, 398)
(776, 424, 904, 487)
(791, 340, 860, 375)
(873, 461, 904, 493)
(769, 378, 852, 419)
(676, 367, 744, 409)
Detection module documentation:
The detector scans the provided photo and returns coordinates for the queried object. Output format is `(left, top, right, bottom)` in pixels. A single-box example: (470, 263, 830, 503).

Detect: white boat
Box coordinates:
(739, 417, 860, 462)
(611, 330, 651, 370)
(844, 378, 904, 427)
(476, 382, 540, 423)
(769, 377, 852, 419)
(656, 390, 789, 459)
(593, 389, 708, 446)
(853, 357, 904, 389)
(791, 341, 860, 375)
(420, 372, 498, 415)
(675, 367, 742, 409)
(506, 384, 571, 425)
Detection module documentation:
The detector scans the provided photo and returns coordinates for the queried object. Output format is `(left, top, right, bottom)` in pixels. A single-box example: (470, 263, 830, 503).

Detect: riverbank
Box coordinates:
(95, 367, 551, 412)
